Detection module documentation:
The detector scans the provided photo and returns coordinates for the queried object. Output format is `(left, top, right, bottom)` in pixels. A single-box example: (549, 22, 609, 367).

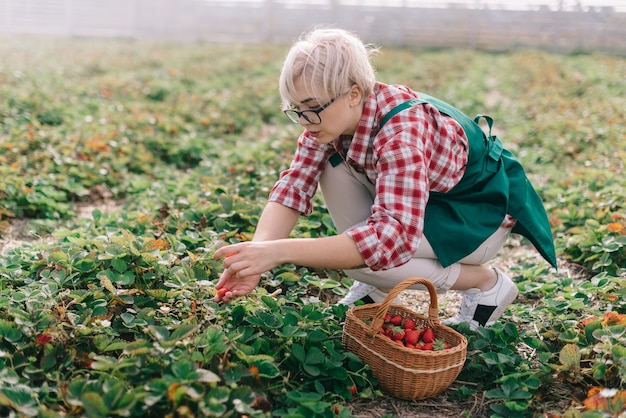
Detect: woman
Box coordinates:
(213, 27, 557, 330)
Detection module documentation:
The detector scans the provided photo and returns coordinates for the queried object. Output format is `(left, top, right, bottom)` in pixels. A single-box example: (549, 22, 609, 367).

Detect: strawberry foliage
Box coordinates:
(0, 36, 625, 417)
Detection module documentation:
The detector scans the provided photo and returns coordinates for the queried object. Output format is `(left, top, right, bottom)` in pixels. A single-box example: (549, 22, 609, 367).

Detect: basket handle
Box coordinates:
(366, 277, 439, 337)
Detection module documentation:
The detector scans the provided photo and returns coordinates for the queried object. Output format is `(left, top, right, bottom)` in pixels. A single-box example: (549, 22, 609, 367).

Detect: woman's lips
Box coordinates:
(307, 131, 320, 138)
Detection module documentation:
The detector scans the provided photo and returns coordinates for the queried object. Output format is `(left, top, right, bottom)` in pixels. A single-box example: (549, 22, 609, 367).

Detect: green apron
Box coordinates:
(379, 94, 557, 268)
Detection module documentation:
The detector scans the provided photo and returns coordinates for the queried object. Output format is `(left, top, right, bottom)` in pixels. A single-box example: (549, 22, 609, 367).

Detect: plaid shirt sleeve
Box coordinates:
(268, 132, 335, 215)
(345, 96, 470, 271)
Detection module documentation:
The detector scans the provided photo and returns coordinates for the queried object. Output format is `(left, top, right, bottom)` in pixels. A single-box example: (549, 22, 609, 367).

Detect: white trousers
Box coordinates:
(318, 159, 511, 292)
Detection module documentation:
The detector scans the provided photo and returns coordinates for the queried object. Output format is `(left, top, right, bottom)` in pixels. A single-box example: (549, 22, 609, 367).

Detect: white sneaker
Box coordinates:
(337, 281, 401, 307)
(443, 268, 519, 330)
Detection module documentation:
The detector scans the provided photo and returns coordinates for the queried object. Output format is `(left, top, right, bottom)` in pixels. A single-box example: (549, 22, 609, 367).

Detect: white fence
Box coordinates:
(1, 0, 625, 54)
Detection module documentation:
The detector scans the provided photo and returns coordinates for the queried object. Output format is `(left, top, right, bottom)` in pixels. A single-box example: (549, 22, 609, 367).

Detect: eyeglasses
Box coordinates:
(283, 96, 337, 125)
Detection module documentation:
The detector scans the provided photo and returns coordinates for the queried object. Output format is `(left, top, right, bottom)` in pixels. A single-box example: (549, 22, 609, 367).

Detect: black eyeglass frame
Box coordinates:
(283, 97, 337, 125)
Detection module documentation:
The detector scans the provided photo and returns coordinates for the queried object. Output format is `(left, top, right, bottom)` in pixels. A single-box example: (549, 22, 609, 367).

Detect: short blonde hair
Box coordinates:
(279, 27, 378, 110)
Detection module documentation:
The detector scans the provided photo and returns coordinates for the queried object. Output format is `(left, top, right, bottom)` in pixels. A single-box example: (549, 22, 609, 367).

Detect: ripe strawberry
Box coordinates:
(404, 329, 420, 345)
(389, 326, 405, 341)
(384, 314, 392, 323)
(403, 318, 417, 330)
(390, 315, 403, 326)
(35, 333, 53, 346)
(216, 287, 228, 299)
(421, 327, 435, 344)
(381, 327, 393, 339)
(422, 342, 434, 350)
(348, 385, 358, 396)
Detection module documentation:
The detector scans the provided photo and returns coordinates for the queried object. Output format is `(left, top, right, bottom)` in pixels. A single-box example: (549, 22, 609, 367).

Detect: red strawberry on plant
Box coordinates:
(422, 327, 435, 344)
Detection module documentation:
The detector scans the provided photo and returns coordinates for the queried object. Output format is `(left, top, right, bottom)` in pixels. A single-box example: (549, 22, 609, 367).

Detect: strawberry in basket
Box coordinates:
(379, 315, 453, 350)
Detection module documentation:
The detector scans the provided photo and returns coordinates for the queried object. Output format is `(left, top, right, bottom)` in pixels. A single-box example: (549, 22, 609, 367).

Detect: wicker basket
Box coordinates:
(342, 277, 468, 400)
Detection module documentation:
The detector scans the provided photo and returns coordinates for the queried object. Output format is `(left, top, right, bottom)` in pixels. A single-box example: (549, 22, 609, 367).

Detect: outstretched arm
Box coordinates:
(213, 202, 365, 302)
(213, 201, 298, 302)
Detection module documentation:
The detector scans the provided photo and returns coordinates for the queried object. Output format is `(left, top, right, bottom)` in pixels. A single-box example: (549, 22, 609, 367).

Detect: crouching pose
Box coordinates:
(213, 27, 557, 330)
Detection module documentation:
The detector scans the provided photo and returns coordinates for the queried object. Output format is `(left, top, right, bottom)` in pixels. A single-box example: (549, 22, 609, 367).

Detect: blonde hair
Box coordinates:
(279, 27, 378, 110)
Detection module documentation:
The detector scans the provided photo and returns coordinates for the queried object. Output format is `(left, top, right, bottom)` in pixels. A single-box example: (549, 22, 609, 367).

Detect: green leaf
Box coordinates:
(0, 386, 38, 416)
(253, 360, 281, 379)
(230, 304, 246, 326)
(611, 344, 626, 360)
(123, 340, 153, 356)
(81, 392, 110, 418)
(522, 376, 542, 391)
(246, 311, 282, 329)
(305, 329, 329, 343)
(328, 366, 349, 380)
(196, 368, 221, 383)
(145, 289, 169, 301)
(285, 389, 322, 404)
(277, 324, 307, 339)
(504, 400, 530, 412)
(148, 326, 170, 343)
(305, 346, 325, 365)
(170, 323, 198, 342)
(171, 359, 197, 379)
(291, 343, 306, 363)
(102, 380, 134, 411)
(0, 321, 22, 343)
(104, 339, 131, 352)
(0, 369, 20, 385)
(584, 320, 603, 343)
(48, 251, 69, 264)
(111, 257, 128, 273)
(93, 334, 112, 351)
(275, 271, 301, 283)
(90, 355, 118, 371)
(74, 258, 97, 272)
(261, 295, 278, 310)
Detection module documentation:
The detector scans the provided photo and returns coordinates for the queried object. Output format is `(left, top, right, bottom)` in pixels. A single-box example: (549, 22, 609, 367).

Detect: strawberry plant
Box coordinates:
(1, 36, 625, 417)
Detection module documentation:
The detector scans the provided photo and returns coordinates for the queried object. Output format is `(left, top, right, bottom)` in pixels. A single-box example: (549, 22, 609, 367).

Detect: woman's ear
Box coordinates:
(349, 84, 363, 107)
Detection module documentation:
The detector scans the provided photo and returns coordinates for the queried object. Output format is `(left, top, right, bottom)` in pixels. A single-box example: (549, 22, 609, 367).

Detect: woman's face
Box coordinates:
(289, 79, 363, 144)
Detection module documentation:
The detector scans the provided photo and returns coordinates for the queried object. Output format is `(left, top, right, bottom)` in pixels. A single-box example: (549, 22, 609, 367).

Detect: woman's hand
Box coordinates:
(211, 234, 365, 302)
(212, 268, 262, 303)
(212, 242, 283, 302)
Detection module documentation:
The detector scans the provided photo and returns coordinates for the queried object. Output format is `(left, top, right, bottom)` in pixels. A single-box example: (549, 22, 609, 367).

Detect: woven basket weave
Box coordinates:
(342, 277, 468, 400)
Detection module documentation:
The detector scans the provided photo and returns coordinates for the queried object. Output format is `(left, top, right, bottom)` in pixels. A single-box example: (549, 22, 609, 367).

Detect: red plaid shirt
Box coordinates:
(269, 82, 514, 270)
